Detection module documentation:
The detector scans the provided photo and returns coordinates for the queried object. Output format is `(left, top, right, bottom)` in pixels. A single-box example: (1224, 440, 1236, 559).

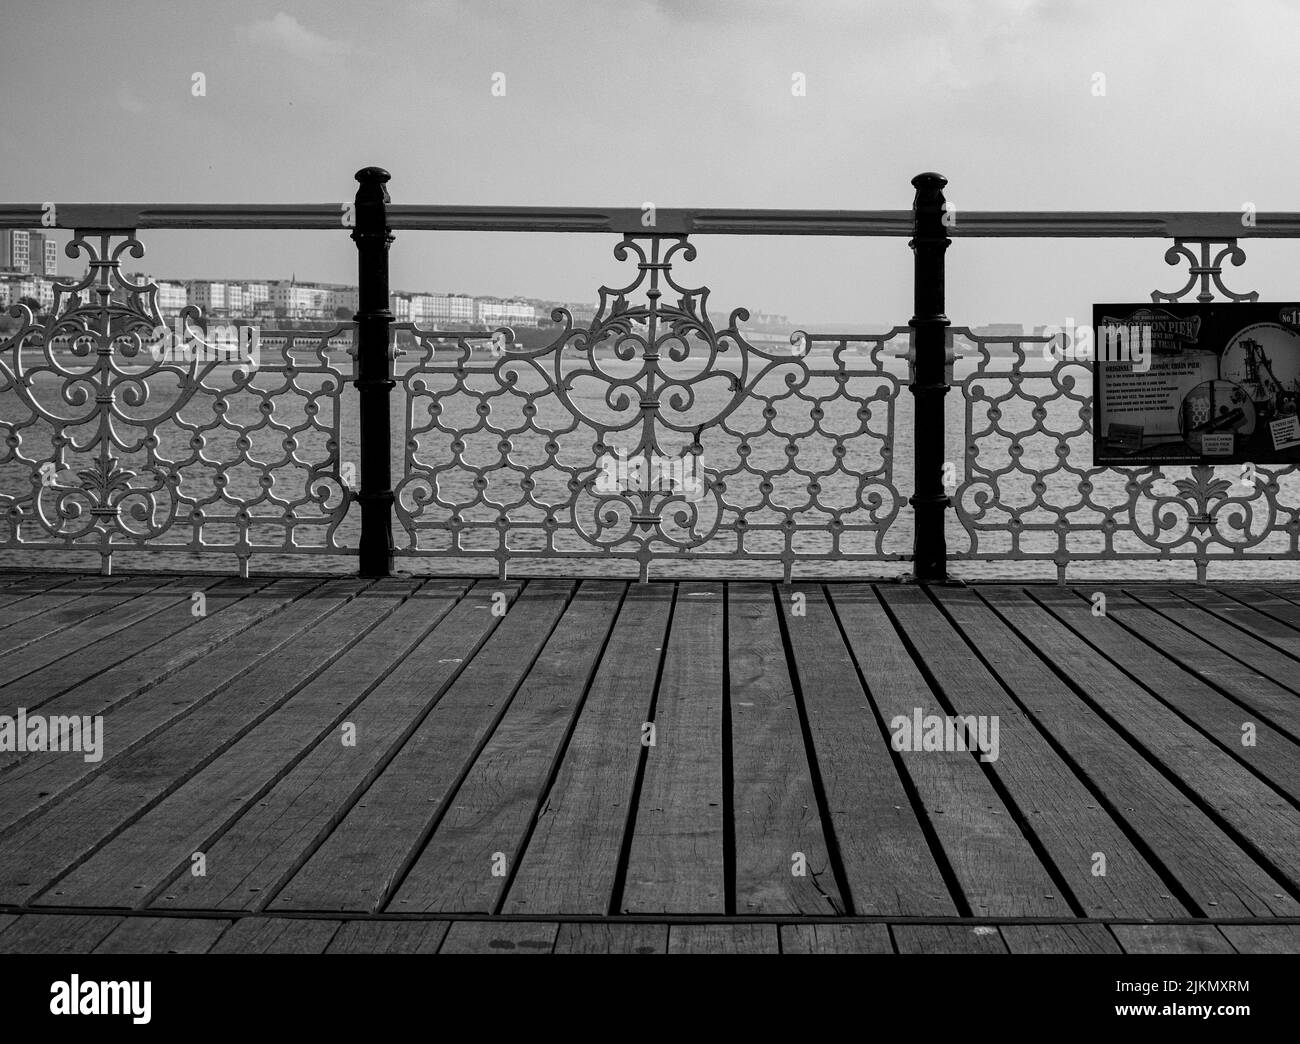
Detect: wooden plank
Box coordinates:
(0, 578, 323, 832)
(0, 575, 125, 632)
(780, 923, 893, 953)
(891, 585, 1183, 918)
(500, 584, 672, 915)
(1126, 585, 1300, 698)
(0, 576, 275, 743)
(0, 913, 121, 953)
(149, 582, 509, 913)
(1031, 588, 1300, 798)
(781, 584, 955, 916)
(999, 924, 1122, 954)
(1110, 924, 1234, 954)
(981, 587, 1300, 898)
(325, 919, 450, 954)
(1172, 585, 1300, 661)
(36, 584, 430, 908)
(929, 588, 1212, 918)
(92, 916, 229, 954)
(667, 923, 779, 954)
(208, 917, 340, 954)
(968, 587, 1297, 917)
(726, 583, 842, 915)
(0, 575, 207, 692)
(387, 581, 626, 913)
(1106, 589, 1300, 739)
(621, 582, 726, 914)
(439, 921, 557, 954)
(553, 922, 668, 954)
(268, 580, 575, 913)
(0, 579, 366, 905)
(830, 585, 1065, 918)
(891, 924, 1008, 954)
(1218, 924, 1300, 953)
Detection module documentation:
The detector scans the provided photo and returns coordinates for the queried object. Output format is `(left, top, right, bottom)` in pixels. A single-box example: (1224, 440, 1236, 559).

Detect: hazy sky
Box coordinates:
(3, 0, 1298, 326)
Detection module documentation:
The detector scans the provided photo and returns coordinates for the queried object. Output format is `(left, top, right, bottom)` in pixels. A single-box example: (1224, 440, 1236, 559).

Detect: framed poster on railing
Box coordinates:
(1091, 302, 1300, 465)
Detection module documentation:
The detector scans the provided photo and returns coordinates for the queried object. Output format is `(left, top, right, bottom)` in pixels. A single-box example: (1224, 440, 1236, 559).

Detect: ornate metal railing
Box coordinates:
(4, 171, 1300, 581)
(392, 236, 906, 581)
(0, 232, 354, 576)
(949, 241, 1300, 583)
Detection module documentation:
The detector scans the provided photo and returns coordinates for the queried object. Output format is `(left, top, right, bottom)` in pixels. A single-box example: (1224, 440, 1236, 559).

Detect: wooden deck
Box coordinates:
(1, 570, 1299, 954)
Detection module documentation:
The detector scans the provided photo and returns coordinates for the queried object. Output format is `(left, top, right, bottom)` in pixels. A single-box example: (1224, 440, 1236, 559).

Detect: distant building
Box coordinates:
(476, 297, 536, 327)
(1, 274, 57, 311)
(0, 230, 58, 277)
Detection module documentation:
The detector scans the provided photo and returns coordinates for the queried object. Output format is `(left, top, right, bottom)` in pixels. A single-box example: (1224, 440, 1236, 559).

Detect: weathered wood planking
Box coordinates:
(0, 913, 121, 953)
(439, 921, 557, 954)
(892, 585, 1177, 919)
(36, 583, 428, 907)
(1217, 924, 1300, 953)
(389, 581, 627, 913)
(150, 581, 498, 913)
(0, 575, 125, 633)
(1127, 587, 1300, 697)
(668, 923, 780, 954)
(831, 585, 1065, 917)
(726, 583, 842, 915)
(1110, 924, 1235, 955)
(780, 922, 893, 954)
(973, 587, 1297, 917)
(502, 584, 673, 915)
(92, 916, 230, 954)
(0, 578, 331, 834)
(1106, 589, 1300, 740)
(777, 584, 955, 916)
(1173, 586, 1300, 660)
(621, 582, 726, 914)
(1031, 587, 1300, 797)
(981, 587, 1300, 896)
(0, 575, 221, 693)
(207, 917, 341, 954)
(999, 923, 1122, 954)
(891, 924, 1008, 954)
(325, 919, 451, 954)
(0, 580, 367, 905)
(553, 922, 669, 954)
(269, 581, 574, 913)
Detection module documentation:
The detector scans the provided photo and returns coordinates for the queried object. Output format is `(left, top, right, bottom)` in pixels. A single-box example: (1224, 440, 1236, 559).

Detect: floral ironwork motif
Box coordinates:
(394, 235, 906, 579)
(951, 239, 1299, 580)
(0, 231, 354, 574)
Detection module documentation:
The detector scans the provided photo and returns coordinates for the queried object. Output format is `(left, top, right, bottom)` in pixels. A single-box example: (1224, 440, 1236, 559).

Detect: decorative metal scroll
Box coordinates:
(393, 235, 907, 580)
(0, 232, 355, 574)
(952, 239, 1300, 581)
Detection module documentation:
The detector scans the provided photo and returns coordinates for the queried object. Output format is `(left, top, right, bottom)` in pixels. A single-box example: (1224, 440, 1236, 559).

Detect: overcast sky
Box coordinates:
(3, 0, 1298, 326)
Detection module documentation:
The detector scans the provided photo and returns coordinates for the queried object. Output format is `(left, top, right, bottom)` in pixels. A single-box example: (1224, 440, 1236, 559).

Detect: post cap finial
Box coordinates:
(355, 167, 391, 184)
(911, 171, 948, 191)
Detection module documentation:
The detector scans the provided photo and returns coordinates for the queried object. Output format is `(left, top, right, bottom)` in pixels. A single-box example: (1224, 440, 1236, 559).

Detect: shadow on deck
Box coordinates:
(0, 570, 1299, 954)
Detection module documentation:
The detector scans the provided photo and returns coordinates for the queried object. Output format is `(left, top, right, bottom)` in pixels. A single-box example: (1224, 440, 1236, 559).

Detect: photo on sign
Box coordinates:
(1092, 302, 1300, 465)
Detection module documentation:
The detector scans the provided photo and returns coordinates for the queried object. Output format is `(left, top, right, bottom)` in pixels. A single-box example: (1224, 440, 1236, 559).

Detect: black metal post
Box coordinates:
(353, 166, 395, 577)
(909, 172, 951, 582)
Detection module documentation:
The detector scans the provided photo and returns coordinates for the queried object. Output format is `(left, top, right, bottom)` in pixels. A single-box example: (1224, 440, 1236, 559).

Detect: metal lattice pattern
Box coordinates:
(0, 232, 355, 574)
(394, 235, 906, 579)
(951, 240, 1300, 580)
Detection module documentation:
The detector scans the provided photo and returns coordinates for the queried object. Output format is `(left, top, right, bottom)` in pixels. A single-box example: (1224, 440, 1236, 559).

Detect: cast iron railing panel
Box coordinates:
(0, 232, 355, 574)
(393, 235, 907, 580)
